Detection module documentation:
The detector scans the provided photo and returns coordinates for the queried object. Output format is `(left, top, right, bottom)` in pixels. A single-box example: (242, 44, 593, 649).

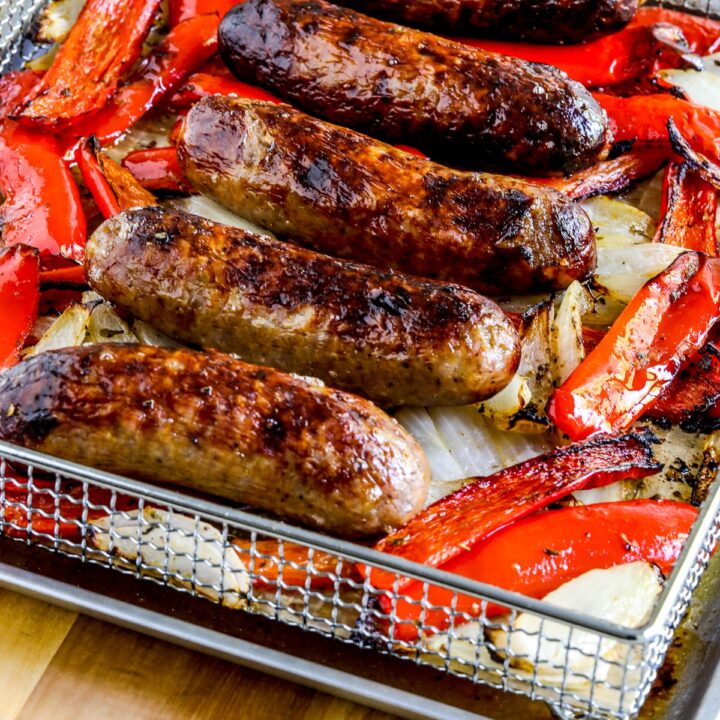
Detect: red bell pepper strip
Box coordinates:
(596, 94, 720, 168)
(456, 24, 701, 88)
(231, 538, 360, 590)
(524, 144, 670, 200)
(629, 7, 720, 55)
(67, 14, 220, 145)
(0, 70, 42, 118)
(668, 117, 720, 191)
(0, 245, 39, 371)
(39, 263, 87, 288)
(644, 341, 720, 431)
(0, 120, 86, 259)
(384, 500, 697, 640)
(653, 162, 718, 255)
(76, 138, 157, 218)
(17, 0, 162, 129)
(121, 146, 192, 191)
(76, 139, 122, 218)
(367, 430, 660, 591)
(169, 0, 239, 25)
(548, 252, 720, 441)
(2, 478, 137, 540)
(167, 72, 283, 110)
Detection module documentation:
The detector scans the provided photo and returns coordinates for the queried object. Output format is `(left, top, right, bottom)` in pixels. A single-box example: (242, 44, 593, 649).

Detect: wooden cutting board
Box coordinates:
(0, 588, 397, 720)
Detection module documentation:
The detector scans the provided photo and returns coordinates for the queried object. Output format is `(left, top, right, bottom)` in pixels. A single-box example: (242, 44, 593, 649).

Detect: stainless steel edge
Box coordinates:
(0, 561, 489, 720)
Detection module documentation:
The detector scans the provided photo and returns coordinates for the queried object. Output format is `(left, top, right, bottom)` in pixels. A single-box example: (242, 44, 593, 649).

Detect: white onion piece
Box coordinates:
(86, 303, 137, 344)
(619, 169, 665, 222)
(480, 302, 554, 433)
(482, 420, 553, 467)
(704, 53, 720, 78)
(572, 480, 627, 505)
(26, 304, 91, 356)
(171, 196, 276, 238)
(552, 281, 590, 384)
(132, 320, 184, 348)
(660, 66, 720, 111)
(581, 196, 656, 247)
(595, 244, 686, 303)
(396, 406, 553, 504)
(394, 408, 464, 483)
(490, 563, 662, 681)
(91, 507, 248, 608)
(35, 0, 85, 43)
(428, 406, 506, 478)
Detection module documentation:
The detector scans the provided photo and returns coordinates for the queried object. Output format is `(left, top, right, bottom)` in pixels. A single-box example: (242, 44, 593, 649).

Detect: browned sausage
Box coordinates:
(85, 206, 520, 407)
(0, 345, 431, 538)
(334, 0, 638, 44)
(218, 0, 611, 175)
(178, 97, 596, 295)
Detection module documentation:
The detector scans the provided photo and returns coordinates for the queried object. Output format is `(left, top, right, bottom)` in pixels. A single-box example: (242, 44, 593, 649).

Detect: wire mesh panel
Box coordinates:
(1, 1, 720, 718)
(1, 441, 719, 720)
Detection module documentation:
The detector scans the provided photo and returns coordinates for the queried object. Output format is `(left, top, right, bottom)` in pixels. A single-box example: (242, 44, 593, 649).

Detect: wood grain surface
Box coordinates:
(0, 588, 397, 720)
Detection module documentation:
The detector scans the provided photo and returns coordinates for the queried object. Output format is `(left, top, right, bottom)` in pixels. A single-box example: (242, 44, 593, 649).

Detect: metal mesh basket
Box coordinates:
(1, 1, 719, 718)
(2, 439, 719, 720)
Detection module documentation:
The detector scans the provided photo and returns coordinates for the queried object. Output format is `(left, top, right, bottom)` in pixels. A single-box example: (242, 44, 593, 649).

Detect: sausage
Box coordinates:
(85, 206, 520, 407)
(0, 345, 431, 538)
(218, 0, 611, 175)
(334, 0, 638, 44)
(178, 97, 596, 296)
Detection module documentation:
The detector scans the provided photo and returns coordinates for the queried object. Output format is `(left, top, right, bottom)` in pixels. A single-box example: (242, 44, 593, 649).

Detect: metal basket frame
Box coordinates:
(1, 1, 720, 718)
(1, 437, 719, 720)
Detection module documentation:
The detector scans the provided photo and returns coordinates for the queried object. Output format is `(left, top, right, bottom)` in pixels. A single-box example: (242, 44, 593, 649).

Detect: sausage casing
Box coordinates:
(218, 0, 610, 175)
(335, 0, 638, 44)
(86, 207, 520, 407)
(0, 345, 431, 538)
(178, 97, 596, 295)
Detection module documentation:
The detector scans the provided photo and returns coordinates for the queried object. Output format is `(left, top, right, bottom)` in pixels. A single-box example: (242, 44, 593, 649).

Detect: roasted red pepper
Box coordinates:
(0, 120, 86, 258)
(644, 341, 720, 431)
(384, 500, 697, 640)
(630, 7, 720, 55)
(76, 137, 156, 218)
(39, 264, 87, 288)
(0, 245, 39, 371)
(525, 144, 670, 200)
(17, 0, 161, 129)
(668, 117, 720, 190)
(596, 93, 720, 168)
(2, 476, 136, 539)
(121, 146, 191, 191)
(653, 162, 718, 255)
(368, 431, 660, 591)
(68, 14, 219, 144)
(0, 70, 42, 118)
(457, 23, 701, 88)
(549, 252, 720, 441)
(167, 72, 283, 110)
(169, 0, 239, 25)
(231, 538, 360, 590)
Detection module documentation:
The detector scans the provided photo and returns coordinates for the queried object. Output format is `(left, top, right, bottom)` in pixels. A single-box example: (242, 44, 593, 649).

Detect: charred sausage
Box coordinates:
(218, 0, 611, 175)
(334, 0, 638, 44)
(178, 97, 596, 295)
(85, 207, 520, 407)
(0, 345, 431, 538)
